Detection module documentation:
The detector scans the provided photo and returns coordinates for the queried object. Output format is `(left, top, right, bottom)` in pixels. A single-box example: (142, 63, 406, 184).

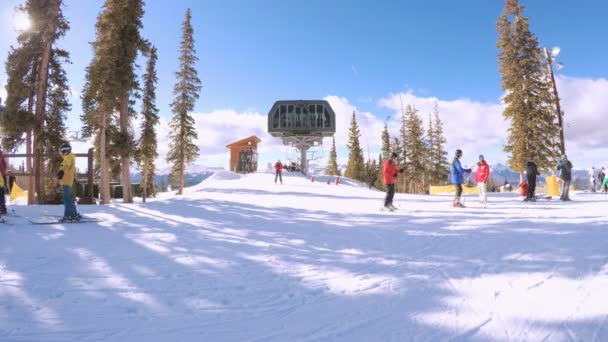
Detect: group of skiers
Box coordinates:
(587, 166, 608, 193)
(381, 149, 580, 210)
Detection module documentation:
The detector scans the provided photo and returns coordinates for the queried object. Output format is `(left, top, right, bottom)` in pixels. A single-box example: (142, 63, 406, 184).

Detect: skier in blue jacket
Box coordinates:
(451, 149, 472, 207)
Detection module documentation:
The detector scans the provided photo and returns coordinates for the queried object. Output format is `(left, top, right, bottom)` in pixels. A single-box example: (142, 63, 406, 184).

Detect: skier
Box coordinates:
(589, 166, 596, 192)
(0, 149, 7, 215)
(475, 154, 490, 204)
(451, 149, 472, 208)
(382, 152, 404, 211)
(274, 159, 283, 184)
(525, 158, 540, 201)
(557, 154, 573, 201)
(599, 167, 606, 192)
(57, 142, 80, 222)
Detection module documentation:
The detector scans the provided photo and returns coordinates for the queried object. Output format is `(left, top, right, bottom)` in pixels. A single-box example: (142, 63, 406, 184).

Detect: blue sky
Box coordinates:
(1, 0, 608, 171)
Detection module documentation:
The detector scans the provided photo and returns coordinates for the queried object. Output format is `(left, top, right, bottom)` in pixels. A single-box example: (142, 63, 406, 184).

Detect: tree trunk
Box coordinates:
(119, 94, 133, 203)
(99, 112, 110, 204)
(177, 158, 185, 195)
(142, 159, 147, 203)
(33, 0, 61, 204)
(26, 117, 34, 205)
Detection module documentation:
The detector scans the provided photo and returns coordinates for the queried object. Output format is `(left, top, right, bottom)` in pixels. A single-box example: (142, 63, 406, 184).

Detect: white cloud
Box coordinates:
(153, 109, 285, 170)
(324, 96, 385, 163)
(378, 91, 506, 166)
(556, 75, 608, 167)
(0, 79, 7, 104)
(65, 75, 608, 173)
(376, 75, 608, 169)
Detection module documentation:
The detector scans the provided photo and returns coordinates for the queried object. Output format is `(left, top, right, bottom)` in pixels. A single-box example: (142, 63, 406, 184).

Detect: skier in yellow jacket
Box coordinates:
(58, 142, 80, 222)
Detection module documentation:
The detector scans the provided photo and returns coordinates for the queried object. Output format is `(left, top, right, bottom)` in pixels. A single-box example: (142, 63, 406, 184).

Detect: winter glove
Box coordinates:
(57, 170, 64, 180)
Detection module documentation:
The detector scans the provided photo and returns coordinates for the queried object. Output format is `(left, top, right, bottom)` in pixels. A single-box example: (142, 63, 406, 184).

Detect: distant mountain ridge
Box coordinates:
(131, 164, 224, 191)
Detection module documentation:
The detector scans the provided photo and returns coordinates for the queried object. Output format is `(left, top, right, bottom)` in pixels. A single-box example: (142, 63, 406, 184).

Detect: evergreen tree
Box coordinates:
(381, 123, 391, 160)
(344, 111, 365, 182)
(82, 0, 144, 204)
(2, 0, 69, 204)
(403, 105, 426, 194)
(497, 0, 560, 177)
(137, 46, 159, 202)
(430, 103, 449, 185)
(326, 136, 340, 176)
(43, 48, 71, 204)
(167, 8, 202, 195)
(374, 153, 385, 190)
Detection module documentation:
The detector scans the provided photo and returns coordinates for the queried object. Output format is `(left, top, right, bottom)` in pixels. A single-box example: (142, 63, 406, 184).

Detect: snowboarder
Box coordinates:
(557, 154, 573, 201)
(58, 142, 80, 222)
(589, 166, 596, 192)
(274, 159, 283, 184)
(382, 152, 404, 211)
(0, 149, 7, 215)
(599, 167, 606, 192)
(525, 158, 540, 201)
(475, 155, 490, 204)
(451, 149, 472, 208)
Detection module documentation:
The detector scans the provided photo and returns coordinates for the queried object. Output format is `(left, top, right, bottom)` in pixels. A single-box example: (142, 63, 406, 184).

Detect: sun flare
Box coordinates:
(13, 12, 31, 32)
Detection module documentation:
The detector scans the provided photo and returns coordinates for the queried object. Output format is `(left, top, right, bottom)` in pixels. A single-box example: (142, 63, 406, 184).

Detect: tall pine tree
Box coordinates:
(167, 8, 202, 195)
(344, 111, 365, 182)
(137, 46, 159, 202)
(430, 103, 449, 185)
(497, 0, 560, 176)
(403, 105, 426, 194)
(2, 0, 70, 204)
(82, 0, 145, 204)
(381, 123, 390, 160)
(326, 136, 340, 176)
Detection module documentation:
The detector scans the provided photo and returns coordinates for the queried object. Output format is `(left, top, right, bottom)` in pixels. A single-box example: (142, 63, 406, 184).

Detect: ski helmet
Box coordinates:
(479, 154, 484, 161)
(455, 149, 463, 158)
(59, 142, 71, 154)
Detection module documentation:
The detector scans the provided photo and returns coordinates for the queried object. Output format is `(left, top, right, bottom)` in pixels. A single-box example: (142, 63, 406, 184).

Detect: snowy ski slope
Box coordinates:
(1, 171, 608, 341)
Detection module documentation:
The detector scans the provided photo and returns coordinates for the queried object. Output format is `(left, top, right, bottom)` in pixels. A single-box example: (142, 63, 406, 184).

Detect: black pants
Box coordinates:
(275, 171, 282, 183)
(455, 184, 463, 198)
(0, 187, 5, 213)
(384, 184, 395, 207)
(527, 178, 536, 199)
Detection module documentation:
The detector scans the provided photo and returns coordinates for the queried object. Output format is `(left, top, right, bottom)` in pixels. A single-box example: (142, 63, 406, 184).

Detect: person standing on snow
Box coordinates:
(525, 158, 540, 201)
(274, 159, 283, 184)
(382, 152, 404, 211)
(475, 155, 490, 204)
(557, 154, 573, 201)
(589, 166, 596, 192)
(451, 149, 472, 208)
(599, 167, 606, 192)
(58, 142, 80, 222)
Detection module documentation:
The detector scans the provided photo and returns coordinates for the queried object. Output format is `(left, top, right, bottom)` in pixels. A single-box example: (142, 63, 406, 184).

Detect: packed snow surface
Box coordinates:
(2, 171, 608, 341)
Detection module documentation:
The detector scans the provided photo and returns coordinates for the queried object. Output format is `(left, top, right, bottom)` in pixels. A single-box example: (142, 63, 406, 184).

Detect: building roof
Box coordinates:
(225, 135, 262, 148)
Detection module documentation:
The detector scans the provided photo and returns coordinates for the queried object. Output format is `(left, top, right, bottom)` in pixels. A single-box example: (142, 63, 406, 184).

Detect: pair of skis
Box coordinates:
(28, 215, 99, 225)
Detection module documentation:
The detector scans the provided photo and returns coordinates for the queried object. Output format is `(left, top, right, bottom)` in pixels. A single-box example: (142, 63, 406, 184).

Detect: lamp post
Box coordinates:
(544, 46, 566, 156)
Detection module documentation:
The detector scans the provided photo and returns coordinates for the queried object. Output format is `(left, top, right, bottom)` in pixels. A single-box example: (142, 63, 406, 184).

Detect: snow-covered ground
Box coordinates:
(1, 171, 608, 341)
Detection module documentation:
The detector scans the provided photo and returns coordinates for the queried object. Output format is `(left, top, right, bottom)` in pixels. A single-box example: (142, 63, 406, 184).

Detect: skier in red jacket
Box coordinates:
(382, 152, 404, 211)
(274, 160, 283, 184)
(475, 155, 490, 204)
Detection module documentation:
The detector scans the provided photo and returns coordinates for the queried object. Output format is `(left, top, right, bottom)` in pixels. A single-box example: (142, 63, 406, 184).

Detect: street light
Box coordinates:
(544, 46, 566, 155)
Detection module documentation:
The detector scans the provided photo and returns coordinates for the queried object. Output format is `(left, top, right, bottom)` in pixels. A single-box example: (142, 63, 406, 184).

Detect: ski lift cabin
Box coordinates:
(267, 100, 336, 175)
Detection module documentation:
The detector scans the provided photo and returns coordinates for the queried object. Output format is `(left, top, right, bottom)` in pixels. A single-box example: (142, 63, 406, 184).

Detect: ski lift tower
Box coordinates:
(268, 100, 336, 175)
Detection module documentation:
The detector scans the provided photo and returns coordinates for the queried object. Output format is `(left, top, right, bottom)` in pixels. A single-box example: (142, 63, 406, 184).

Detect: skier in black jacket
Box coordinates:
(525, 158, 540, 201)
